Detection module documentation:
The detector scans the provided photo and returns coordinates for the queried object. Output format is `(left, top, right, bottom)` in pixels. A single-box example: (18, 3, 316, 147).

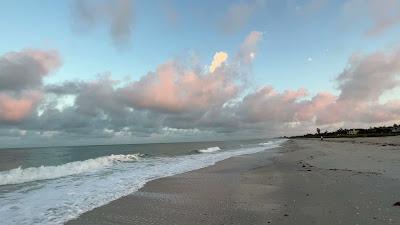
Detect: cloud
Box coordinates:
(0, 49, 61, 123)
(237, 86, 309, 123)
(117, 31, 262, 114)
(72, 0, 135, 47)
(45, 80, 87, 95)
(0, 49, 61, 91)
(343, 0, 400, 37)
(0, 32, 263, 146)
(308, 48, 400, 125)
(314, 47, 400, 124)
(220, 0, 266, 33)
(337, 49, 400, 102)
(0, 91, 42, 123)
(233, 47, 400, 126)
(237, 31, 263, 64)
(209, 51, 228, 73)
(2, 32, 400, 146)
(118, 61, 238, 113)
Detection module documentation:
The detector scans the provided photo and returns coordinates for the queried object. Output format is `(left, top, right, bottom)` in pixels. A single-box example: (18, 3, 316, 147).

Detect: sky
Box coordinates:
(1, 0, 400, 148)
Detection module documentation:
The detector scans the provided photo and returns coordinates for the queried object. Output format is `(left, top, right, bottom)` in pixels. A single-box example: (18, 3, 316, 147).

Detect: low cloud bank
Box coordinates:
(1, 31, 400, 146)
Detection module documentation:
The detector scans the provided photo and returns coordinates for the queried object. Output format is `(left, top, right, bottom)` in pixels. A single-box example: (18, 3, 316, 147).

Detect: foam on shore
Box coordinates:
(0, 139, 286, 225)
(197, 146, 221, 153)
(0, 154, 142, 186)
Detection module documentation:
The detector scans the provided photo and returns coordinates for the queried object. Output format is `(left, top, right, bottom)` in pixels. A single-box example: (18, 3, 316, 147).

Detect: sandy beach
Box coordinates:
(66, 137, 400, 225)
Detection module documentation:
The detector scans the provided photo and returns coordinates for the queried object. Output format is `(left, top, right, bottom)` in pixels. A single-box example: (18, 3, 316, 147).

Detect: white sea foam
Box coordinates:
(0, 139, 286, 225)
(0, 154, 142, 186)
(197, 146, 221, 153)
(259, 139, 287, 148)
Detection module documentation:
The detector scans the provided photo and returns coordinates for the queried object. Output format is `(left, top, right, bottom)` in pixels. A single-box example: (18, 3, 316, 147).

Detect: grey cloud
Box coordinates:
(337, 49, 400, 102)
(0, 49, 61, 91)
(45, 81, 87, 95)
(343, 0, 400, 37)
(72, 0, 135, 48)
(0, 49, 61, 124)
(2, 38, 400, 147)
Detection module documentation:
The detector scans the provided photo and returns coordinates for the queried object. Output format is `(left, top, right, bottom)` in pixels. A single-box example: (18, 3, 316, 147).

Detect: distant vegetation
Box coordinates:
(290, 124, 400, 139)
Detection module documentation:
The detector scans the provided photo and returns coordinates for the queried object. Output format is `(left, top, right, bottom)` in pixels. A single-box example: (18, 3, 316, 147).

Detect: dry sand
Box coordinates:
(66, 137, 400, 225)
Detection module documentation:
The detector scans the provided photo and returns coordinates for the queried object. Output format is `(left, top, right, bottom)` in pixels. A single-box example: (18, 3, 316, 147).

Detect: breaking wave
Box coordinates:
(0, 154, 142, 186)
(197, 146, 221, 153)
(0, 139, 287, 225)
(259, 139, 287, 148)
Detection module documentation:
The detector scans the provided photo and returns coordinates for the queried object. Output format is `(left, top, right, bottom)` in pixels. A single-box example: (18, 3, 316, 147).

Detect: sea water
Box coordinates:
(0, 139, 286, 225)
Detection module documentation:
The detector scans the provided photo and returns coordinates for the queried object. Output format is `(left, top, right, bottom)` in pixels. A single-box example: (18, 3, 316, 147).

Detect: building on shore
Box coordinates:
(392, 127, 400, 133)
(347, 129, 359, 135)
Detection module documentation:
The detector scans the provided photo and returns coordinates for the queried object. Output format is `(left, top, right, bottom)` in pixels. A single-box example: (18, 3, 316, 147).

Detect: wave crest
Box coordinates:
(0, 154, 142, 186)
(259, 139, 287, 147)
(197, 146, 221, 153)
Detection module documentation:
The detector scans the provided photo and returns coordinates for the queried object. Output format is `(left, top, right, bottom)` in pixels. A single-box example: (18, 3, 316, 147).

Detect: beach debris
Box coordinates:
(393, 201, 400, 207)
(298, 161, 314, 172)
(328, 168, 352, 172)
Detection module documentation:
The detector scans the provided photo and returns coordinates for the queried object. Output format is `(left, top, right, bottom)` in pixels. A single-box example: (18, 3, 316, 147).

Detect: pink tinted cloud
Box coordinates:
(117, 31, 262, 114)
(0, 91, 41, 123)
(119, 62, 238, 113)
(296, 92, 337, 122)
(0, 49, 61, 123)
(237, 46, 400, 126)
(299, 48, 400, 125)
(22, 49, 62, 75)
(237, 86, 310, 122)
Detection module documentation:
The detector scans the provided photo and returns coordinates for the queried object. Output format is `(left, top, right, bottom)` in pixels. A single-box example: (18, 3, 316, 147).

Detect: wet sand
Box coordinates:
(66, 137, 400, 225)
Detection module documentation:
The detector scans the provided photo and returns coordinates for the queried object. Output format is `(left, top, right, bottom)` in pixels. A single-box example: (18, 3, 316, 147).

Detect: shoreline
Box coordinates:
(66, 145, 282, 225)
(66, 137, 400, 225)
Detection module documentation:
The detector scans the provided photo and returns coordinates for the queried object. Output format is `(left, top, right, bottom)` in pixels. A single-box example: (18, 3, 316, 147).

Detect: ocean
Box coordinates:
(0, 138, 286, 225)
